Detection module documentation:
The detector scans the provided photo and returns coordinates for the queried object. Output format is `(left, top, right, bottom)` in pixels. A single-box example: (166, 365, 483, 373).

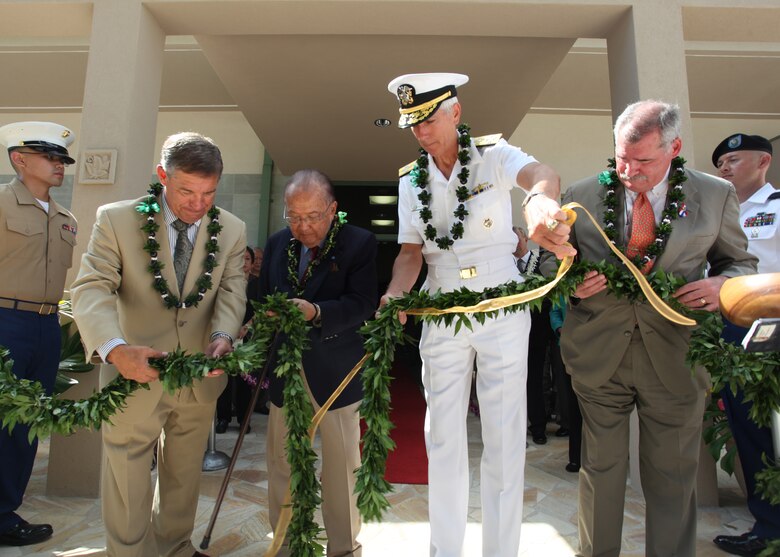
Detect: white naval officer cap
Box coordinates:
(387, 73, 469, 129)
(0, 121, 76, 165)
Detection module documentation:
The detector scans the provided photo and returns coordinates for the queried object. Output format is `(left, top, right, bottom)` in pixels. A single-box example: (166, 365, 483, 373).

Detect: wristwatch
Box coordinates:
(311, 303, 322, 328)
(210, 331, 234, 345)
(521, 191, 546, 208)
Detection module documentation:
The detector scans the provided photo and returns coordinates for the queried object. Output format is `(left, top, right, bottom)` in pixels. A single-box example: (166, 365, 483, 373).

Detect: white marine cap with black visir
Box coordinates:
(387, 73, 469, 129)
(0, 121, 76, 164)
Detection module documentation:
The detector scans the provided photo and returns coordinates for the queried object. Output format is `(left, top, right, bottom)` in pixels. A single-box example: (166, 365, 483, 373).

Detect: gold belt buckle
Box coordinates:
(39, 303, 54, 315)
(459, 266, 478, 279)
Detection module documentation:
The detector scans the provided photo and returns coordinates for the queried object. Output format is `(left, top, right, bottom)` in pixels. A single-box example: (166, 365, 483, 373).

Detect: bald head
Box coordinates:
(283, 169, 338, 248)
(284, 169, 336, 205)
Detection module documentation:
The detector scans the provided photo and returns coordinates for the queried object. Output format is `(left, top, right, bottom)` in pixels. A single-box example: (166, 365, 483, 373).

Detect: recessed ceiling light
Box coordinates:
(369, 195, 398, 205)
(374, 118, 391, 127)
(371, 219, 395, 227)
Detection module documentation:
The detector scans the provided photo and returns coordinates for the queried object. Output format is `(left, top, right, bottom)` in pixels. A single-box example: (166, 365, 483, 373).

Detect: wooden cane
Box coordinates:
(199, 331, 281, 550)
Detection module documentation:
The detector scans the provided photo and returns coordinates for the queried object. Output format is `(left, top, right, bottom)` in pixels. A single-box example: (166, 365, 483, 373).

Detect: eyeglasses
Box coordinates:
(15, 151, 72, 166)
(283, 204, 333, 226)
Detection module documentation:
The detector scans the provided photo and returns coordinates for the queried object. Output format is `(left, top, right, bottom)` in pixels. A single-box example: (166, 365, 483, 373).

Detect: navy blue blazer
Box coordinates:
(256, 223, 378, 409)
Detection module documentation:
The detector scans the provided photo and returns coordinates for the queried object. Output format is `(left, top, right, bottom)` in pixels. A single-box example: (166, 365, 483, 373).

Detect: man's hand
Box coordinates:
(524, 195, 576, 259)
(573, 270, 607, 300)
(107, 344, 165, 383)
(290, 298, 317, 321)
(672, 275, 728, 311)
(379, 292, 407, 325)
(204, 336, 233, 377)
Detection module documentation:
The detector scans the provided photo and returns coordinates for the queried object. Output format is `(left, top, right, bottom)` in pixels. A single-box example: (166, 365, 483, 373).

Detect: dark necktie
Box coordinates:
(172, 219, 194, 292)
(518, 258, 527, 273)
(626, 192, 655, 274)
(301, 245, 320, 278)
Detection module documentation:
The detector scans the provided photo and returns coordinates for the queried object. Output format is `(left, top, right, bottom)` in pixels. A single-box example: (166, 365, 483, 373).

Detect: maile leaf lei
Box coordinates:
(136, 182, 222, 309)
(599, 156, 687, 269)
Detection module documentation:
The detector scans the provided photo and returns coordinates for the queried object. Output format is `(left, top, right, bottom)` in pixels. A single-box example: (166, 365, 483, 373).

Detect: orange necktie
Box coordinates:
(626, 192, 655, 274)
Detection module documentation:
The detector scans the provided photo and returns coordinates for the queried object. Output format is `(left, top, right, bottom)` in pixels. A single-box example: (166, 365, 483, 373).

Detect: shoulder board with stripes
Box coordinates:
(398, 132, 503, 177)
(473, 133, 502, 147)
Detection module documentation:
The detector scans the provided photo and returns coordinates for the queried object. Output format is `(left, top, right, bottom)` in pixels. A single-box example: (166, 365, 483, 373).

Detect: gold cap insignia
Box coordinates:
(397, 85, 415, 107)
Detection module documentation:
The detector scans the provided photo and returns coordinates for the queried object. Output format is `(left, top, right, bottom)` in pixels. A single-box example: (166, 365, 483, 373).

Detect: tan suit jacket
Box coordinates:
(558, 168, 757, 394)
(71, 196, 247, 419)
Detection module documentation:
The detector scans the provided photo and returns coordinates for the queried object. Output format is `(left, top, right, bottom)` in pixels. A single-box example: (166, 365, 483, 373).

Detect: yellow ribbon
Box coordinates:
(265, 200, 696, 554)
(265, 353, 370, 557)
(406, 203, 695, 327)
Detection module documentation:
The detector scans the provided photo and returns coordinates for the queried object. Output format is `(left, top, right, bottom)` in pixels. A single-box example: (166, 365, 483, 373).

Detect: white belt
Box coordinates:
(428, 256, 516, 280)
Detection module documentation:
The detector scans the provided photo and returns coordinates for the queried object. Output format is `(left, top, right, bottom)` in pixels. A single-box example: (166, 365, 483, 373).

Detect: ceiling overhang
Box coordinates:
(197, 34, 574, 180)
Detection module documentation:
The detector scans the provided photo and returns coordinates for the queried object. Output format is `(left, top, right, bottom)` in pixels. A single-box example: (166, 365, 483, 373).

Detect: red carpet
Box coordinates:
(382, 364, 428, 485)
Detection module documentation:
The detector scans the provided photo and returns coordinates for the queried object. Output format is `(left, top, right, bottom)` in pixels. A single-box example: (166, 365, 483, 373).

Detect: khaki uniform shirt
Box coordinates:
(0, 177, 77, 304)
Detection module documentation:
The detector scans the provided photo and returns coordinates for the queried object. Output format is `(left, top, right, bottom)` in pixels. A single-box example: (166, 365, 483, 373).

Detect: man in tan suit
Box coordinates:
(555, 101, 757, 557)
(71, 132, 247, 557)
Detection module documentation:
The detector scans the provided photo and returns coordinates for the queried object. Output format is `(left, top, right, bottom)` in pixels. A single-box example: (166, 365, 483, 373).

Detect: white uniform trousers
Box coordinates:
(420, 308, 530, 557)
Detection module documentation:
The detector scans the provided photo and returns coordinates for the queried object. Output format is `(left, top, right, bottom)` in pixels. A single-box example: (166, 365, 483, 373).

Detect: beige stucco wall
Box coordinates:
(508, 112, 778, 230)
(0, 111, 262, 177)
(3, 109, 776, 236)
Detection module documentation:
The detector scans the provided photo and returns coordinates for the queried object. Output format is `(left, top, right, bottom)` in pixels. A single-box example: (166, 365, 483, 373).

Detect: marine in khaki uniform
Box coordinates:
(0, 121, 77, 547)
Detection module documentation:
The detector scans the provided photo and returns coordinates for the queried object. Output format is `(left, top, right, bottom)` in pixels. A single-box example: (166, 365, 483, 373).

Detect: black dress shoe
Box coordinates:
(713, 532, 767, 556)
(565, 462, 580, 473)
(215, 418, 229, 433)
(0, 520, 53, 546)
(532, 433, 547, 445)
(555, 427, 570, 437)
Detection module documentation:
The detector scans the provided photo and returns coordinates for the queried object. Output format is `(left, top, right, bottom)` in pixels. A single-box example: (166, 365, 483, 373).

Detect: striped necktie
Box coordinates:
(172, 219, 193, 292)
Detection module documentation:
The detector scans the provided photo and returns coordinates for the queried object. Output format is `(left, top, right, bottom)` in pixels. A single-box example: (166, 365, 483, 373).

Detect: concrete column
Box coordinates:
(49, 0, 165, 498)
(70, 0, 165, 275)
(606, 0, 696, 166)
(608, 2, 716, 504)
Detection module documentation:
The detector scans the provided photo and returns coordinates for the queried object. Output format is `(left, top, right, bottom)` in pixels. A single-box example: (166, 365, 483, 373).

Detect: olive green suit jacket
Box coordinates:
(557, 168, 757, 394)
(71, 196, 247, 420)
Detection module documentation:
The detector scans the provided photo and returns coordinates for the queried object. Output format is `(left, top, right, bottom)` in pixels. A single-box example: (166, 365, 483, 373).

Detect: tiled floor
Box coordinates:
(1, 411, 752, 557)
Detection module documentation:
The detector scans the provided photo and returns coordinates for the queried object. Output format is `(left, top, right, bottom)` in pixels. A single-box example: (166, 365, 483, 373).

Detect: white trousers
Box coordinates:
(420, 309, 530, 557)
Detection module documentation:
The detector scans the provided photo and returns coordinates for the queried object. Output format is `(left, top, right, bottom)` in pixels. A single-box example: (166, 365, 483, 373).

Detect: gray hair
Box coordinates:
(614, 100, 681, 149)
(160, 132, 223, 178)
(438, 97, 459, 115)
(284, 169, 336, 204)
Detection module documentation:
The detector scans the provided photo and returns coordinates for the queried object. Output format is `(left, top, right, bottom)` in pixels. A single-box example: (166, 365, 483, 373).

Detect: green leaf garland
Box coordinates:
(137, 182, 223, 309)
(411, 123, 473, 250)
(599, 156, 687, 269)
(1, 263, 778, 537)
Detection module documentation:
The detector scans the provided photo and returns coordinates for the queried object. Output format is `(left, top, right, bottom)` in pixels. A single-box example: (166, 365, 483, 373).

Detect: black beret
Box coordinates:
(712, 133, 772, 167)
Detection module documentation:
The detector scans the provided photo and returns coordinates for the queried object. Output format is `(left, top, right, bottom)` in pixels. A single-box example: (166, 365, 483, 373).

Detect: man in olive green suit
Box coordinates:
(555, 101, 757, 557)
(71, 133, 247, 557)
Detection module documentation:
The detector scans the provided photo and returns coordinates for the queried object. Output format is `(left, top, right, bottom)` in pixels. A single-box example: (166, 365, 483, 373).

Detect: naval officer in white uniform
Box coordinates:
(380, 73, 573, 557)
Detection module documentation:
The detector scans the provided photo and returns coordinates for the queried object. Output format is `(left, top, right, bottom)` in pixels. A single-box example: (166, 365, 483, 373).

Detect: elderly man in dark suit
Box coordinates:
(258, 169, 377, 557)
(556, 100, 757, 557)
